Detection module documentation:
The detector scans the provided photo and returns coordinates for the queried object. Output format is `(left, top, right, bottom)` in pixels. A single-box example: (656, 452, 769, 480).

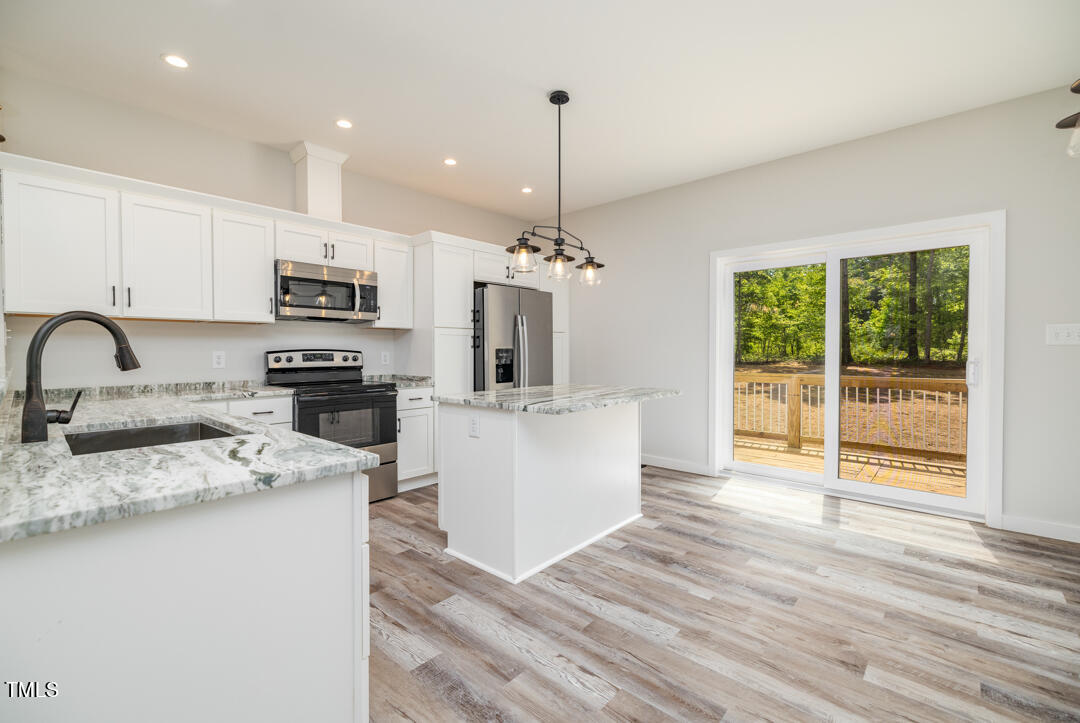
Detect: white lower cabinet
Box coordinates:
(121, 193, 214, 320)
(397, 406, 434, 480)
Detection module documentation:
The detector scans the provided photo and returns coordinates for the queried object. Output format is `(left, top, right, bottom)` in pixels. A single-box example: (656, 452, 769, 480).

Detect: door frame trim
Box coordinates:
(708, 210, 1006, 526)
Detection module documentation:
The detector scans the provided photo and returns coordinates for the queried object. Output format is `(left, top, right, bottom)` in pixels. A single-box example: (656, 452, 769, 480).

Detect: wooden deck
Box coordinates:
(734, 434, 966, 496)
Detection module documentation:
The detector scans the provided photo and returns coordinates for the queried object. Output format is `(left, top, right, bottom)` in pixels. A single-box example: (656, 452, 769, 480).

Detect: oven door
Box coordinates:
(276, 260, 378, 321)
(294, 392, 397, 450)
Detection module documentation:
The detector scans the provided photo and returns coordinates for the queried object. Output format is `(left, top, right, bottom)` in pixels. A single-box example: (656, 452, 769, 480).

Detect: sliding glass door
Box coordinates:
(721, 224, 991, 517)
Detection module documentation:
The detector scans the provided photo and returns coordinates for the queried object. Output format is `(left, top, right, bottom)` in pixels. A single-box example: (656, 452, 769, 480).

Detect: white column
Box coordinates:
(289, 141, 348, 221)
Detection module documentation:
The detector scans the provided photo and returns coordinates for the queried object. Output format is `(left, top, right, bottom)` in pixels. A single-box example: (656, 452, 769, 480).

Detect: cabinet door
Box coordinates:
(275, 221, 328, 264)
(508, 266, 541, 289)
(539, 261, 571, 333)
(372, 241, 413, 329)
(473, 249, 509, 283)
(433, 328, 473, 394)
(328, 231, 373, 270)
(121, 193, 213, 320)
(212, 210, 275, 322)
(553, 332, 570, 385)
(1, 172, 121, 315)
(397, 407, 434, 480)
(432, 244, 475, 328)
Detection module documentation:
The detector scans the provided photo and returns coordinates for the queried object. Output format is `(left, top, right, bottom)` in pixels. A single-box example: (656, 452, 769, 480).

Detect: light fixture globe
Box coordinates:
(506, 235, 541, 273)
(576, 257, 604, 286)
(543, 245, 576, 281)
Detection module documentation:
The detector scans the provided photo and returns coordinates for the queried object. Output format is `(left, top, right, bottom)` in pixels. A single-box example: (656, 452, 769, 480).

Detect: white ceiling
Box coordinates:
(2, 1, 1078, 220)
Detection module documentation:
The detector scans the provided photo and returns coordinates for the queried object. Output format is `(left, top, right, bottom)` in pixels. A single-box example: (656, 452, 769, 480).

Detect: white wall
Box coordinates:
(555, 88, 1080, 535)
(0, 69, 524, 389)
(4, 316, 400, 388)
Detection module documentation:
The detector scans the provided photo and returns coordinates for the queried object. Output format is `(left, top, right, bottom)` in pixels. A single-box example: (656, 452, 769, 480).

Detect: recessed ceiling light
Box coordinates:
(521, 187, 533, 194)
(161, 54, 189, 69)
(336, 119, 353, 129)
(443, 158, 457, 166)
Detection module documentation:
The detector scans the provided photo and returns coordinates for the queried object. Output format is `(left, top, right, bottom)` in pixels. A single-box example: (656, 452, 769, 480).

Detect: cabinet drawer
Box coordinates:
(227, 396, 293, 424)
(396, 387, 433, 410)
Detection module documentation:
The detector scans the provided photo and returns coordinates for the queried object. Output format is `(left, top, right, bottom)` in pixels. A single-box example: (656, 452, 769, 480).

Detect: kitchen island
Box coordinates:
(0, 388, 376, 723)
(434, 384, 678, 583)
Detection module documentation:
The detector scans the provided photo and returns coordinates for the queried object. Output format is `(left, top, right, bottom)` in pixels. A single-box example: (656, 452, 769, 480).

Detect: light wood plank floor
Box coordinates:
(734, 435, 967, 496)
(369, 468, 1080, 721)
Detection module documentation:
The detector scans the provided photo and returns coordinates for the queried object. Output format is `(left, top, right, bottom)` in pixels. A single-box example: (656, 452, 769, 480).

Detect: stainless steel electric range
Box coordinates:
(265, 349, 398, 502)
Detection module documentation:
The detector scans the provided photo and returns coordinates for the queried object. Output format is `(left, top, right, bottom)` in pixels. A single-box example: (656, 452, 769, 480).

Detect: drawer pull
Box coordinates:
(251, 410, 275, 415)
(408, 396, 424, 401)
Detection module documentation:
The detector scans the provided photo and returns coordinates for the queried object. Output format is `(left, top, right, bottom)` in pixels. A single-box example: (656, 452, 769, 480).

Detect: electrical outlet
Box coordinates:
(381, 351, 391, 365)
(1046, 323, 1080, 345)
(211, 351, 226, 369)
(469, 415, 480, 438)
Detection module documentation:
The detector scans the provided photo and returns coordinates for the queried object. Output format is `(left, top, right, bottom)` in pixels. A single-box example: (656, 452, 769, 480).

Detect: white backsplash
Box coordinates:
(3, 315, 400, 391)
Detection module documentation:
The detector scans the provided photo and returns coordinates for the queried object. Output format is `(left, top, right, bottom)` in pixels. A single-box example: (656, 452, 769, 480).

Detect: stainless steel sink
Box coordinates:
(65, 422, 235, 456)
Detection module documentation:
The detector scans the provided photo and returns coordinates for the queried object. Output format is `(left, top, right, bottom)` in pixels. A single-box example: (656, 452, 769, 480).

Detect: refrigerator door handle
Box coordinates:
(521, 314, 529, 387)
(513, 314, 523, 388)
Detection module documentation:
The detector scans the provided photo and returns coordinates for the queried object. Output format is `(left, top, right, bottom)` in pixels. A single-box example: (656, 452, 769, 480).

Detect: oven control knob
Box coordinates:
(341, 354, 349, 362)
(285, 356, 293, 363)
(273, 356, 282, 363)
(351, 355, 359, 361)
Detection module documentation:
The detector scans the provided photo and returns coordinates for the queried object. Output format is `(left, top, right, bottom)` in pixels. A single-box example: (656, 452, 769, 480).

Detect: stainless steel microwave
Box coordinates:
(275, 259, 378, 322)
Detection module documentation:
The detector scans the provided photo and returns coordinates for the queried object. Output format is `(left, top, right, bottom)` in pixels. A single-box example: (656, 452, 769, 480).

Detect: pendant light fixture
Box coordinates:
(1055, 78, 1080, 158)
(507, 90, 604, 285)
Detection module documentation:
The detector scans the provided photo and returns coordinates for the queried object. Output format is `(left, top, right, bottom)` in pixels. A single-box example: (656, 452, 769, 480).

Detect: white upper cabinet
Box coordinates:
(433, 244, 475, 329)
(212, 210, 275, 322)
(1, 172, 121, 316)
(508, 266, 540, 289)
(275, 221, 329, 265)
(328, 231, 373, 270)
(473, 249, 510, 284)
(120, 193, 213, 320)
(372, 240, 413, 329)
(538, 261, 570, 334)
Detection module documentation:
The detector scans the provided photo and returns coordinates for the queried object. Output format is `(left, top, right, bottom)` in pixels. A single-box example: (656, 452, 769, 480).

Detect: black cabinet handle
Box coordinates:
(127, 287, 132, 307)
(409, 396, 423, 401)
(331, 243, 335, 260)
(252, 410, 274, 415)
(397, 418, 402, 433)
(377, 305, 381, 320)
(505, 266, 510, 279)
(323, 242, 328, 259)
(269, 297, 273, 313)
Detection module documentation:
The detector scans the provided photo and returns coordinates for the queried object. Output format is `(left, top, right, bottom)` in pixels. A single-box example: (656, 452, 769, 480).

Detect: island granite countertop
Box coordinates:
(433, 384, 679, 415)
(0, 391, 379, 545)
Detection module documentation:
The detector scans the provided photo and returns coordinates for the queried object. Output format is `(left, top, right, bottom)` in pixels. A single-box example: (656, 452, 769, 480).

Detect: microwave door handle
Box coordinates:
(353, 280, 361, 313)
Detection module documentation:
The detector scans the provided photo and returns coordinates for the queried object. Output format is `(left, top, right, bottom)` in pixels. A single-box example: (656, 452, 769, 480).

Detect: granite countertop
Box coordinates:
(0, 392, 379, 545)
(433, 384, 680, 415)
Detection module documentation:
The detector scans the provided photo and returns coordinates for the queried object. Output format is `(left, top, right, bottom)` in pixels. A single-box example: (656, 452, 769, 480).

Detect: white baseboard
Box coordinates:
(1001, 514, 1080, 544)
(640, 454, 714, 476)
(445, 513, 643, 584)
(397, 474, 437, 494)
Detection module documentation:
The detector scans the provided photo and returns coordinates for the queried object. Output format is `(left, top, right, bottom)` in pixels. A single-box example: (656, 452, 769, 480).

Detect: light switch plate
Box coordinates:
(1046, 323, 1080, 345)
(212, 351, 226, 369)
(469, 415, 480, 438)
(381, 351, 391, 365)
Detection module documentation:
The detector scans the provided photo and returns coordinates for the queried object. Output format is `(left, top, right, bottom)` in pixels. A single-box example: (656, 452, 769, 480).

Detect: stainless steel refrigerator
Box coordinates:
(473, 284, 553, 390)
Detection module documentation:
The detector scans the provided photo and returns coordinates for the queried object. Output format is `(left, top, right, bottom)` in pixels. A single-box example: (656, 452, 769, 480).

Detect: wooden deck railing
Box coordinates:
(733, 373, 967, 462)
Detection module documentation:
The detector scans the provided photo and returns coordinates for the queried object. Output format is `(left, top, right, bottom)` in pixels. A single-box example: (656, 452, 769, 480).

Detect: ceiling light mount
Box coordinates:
(509, 89, 604, 285)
